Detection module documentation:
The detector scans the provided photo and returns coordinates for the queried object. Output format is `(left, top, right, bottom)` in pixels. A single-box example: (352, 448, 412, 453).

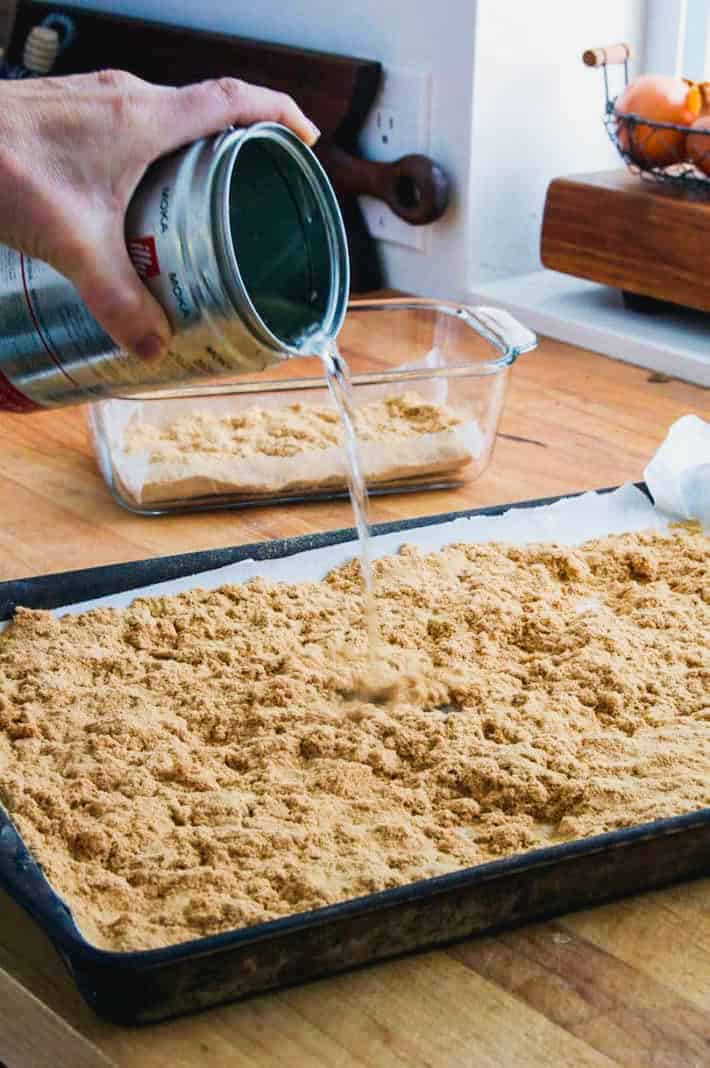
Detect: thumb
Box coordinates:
(70, 227, 171, 359)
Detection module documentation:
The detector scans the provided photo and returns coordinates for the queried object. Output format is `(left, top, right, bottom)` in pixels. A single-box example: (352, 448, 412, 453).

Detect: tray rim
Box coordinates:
(0, 483, 633, 617)
(2, 481, 708, 980)
(2, 801, 709, 971)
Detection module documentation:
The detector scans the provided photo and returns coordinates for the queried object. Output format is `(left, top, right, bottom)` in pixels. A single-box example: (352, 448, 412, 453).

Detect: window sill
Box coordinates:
(466, 270, 710, 388)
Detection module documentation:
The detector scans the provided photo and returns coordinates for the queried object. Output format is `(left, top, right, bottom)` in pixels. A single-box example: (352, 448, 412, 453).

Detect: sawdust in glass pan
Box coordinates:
(115, 391, 478, 506)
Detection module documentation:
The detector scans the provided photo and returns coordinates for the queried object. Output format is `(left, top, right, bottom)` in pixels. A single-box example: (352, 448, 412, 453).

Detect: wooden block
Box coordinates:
(540, 170, 710, 312)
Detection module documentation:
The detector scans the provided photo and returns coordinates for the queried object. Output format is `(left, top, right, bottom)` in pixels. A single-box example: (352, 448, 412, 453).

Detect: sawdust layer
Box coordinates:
(125, 392, 463, 460)
(118, 392, 474, 504)
(0, 525, 707, 951)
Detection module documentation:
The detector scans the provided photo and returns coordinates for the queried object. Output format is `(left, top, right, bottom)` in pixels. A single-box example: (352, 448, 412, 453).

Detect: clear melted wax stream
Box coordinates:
(310, 335, 378, 659)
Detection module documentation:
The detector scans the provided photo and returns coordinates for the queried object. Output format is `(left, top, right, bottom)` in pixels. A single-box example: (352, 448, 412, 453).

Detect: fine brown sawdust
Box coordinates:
(118, 392, 474, 505)
(0, 525, 707, 951)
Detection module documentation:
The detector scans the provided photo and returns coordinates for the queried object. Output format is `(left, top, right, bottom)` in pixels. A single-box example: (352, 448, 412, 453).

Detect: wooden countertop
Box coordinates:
(0, 335, 708, 1067)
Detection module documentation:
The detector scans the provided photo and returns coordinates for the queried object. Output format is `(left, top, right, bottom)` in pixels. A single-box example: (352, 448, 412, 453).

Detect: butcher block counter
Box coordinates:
(0, 332, 708, 1068)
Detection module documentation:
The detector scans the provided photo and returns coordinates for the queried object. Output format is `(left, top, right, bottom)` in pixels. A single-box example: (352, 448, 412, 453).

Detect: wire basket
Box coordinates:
(584, 43, 710, 193)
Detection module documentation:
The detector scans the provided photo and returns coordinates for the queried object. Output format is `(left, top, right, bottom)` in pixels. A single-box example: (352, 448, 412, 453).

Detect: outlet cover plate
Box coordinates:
(359, 66, 431, 251)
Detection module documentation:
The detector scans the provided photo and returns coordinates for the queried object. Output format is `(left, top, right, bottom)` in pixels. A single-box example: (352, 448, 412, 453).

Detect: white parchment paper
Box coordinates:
(1, 413, 702, 632)
(41, 483, 669, 620)
(644, 414, 710, 525)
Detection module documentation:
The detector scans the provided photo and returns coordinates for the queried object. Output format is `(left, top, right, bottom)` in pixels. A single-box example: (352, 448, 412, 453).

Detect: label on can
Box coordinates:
(0, 129, 332, 409)
(127, 236, 161, 280)
(0, 368, 40, 412)
(127, 181, 201, 331)
(0, 243, 126, 403)
(126, 163, 272, 379)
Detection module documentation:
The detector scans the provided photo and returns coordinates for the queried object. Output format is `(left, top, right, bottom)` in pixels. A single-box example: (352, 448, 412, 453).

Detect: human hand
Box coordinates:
(0, 71, 320, 358)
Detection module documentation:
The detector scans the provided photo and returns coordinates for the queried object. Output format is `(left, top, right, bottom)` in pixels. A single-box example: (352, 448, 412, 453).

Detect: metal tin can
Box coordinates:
(0, 123, 349, 411)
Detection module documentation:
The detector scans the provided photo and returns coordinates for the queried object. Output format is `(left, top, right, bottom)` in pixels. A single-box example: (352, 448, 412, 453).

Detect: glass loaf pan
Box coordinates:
(88, 299, 537, 515)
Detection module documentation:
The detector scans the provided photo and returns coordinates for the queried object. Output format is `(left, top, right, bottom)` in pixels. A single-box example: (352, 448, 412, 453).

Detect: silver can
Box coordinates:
(0, 123, 349, 411)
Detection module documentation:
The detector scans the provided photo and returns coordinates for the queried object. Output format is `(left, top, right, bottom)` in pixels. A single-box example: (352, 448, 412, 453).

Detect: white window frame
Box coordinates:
(645, 0, 710, 80)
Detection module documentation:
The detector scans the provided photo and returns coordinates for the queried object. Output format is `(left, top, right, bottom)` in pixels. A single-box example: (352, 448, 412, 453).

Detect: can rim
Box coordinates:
(212, 123, 350, 357)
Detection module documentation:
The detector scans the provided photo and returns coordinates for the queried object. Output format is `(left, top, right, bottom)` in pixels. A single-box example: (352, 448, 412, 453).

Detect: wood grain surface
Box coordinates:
(0, 334, 708, 1067)
(540, 170, 710, 312)
(0, 965, 113, 1068)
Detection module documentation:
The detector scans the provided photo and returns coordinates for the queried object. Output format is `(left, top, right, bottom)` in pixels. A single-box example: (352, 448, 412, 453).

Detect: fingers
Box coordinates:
(3, 72, 320, 148)
(0, 69, 153, 97)
(68, 226, 172, 360)
(148, 78, 321, 154)
(0, 68, 321, 367)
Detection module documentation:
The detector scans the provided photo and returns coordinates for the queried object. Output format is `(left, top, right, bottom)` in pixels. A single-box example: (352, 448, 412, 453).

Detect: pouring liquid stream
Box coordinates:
(311, 337, 379, 665)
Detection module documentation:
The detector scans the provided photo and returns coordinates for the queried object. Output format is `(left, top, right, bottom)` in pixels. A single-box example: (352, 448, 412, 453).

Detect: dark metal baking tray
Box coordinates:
(1, 486, 708, 1027)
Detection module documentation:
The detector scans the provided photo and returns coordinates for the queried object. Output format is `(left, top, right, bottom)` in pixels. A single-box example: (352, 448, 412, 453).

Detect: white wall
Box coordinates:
(59, 0, 479, 300)
(54, 0, 647, 294)
(469, 0, 648, 284)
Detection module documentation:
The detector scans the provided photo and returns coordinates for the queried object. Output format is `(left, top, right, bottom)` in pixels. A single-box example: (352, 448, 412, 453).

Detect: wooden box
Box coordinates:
(541, 170, 710, 313)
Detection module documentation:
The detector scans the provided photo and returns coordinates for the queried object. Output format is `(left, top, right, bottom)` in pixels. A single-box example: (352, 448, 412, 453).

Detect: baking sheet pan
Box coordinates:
(0, 485, 708, 1026)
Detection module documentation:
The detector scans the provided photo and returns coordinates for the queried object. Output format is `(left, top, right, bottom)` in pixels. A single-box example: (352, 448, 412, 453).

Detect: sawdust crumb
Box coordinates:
(0, 525, 707, 951)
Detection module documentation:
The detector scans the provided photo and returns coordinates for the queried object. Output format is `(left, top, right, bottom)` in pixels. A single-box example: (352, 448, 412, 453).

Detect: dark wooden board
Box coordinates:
(0, 0, 18, 49)
(540, 169, 710, 312)
(9, 1, 385, 290)
(11, 1, 379, 142)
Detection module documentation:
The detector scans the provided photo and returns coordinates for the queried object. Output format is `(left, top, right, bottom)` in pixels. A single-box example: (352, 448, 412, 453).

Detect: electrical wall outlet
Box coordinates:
(372, 108, 398, 151)
(359, 67, 432, 251)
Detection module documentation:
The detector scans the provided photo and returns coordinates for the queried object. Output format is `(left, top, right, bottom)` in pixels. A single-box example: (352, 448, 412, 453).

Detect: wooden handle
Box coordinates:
(582, 43, 630, 68)
(317, 143, 450, 225)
